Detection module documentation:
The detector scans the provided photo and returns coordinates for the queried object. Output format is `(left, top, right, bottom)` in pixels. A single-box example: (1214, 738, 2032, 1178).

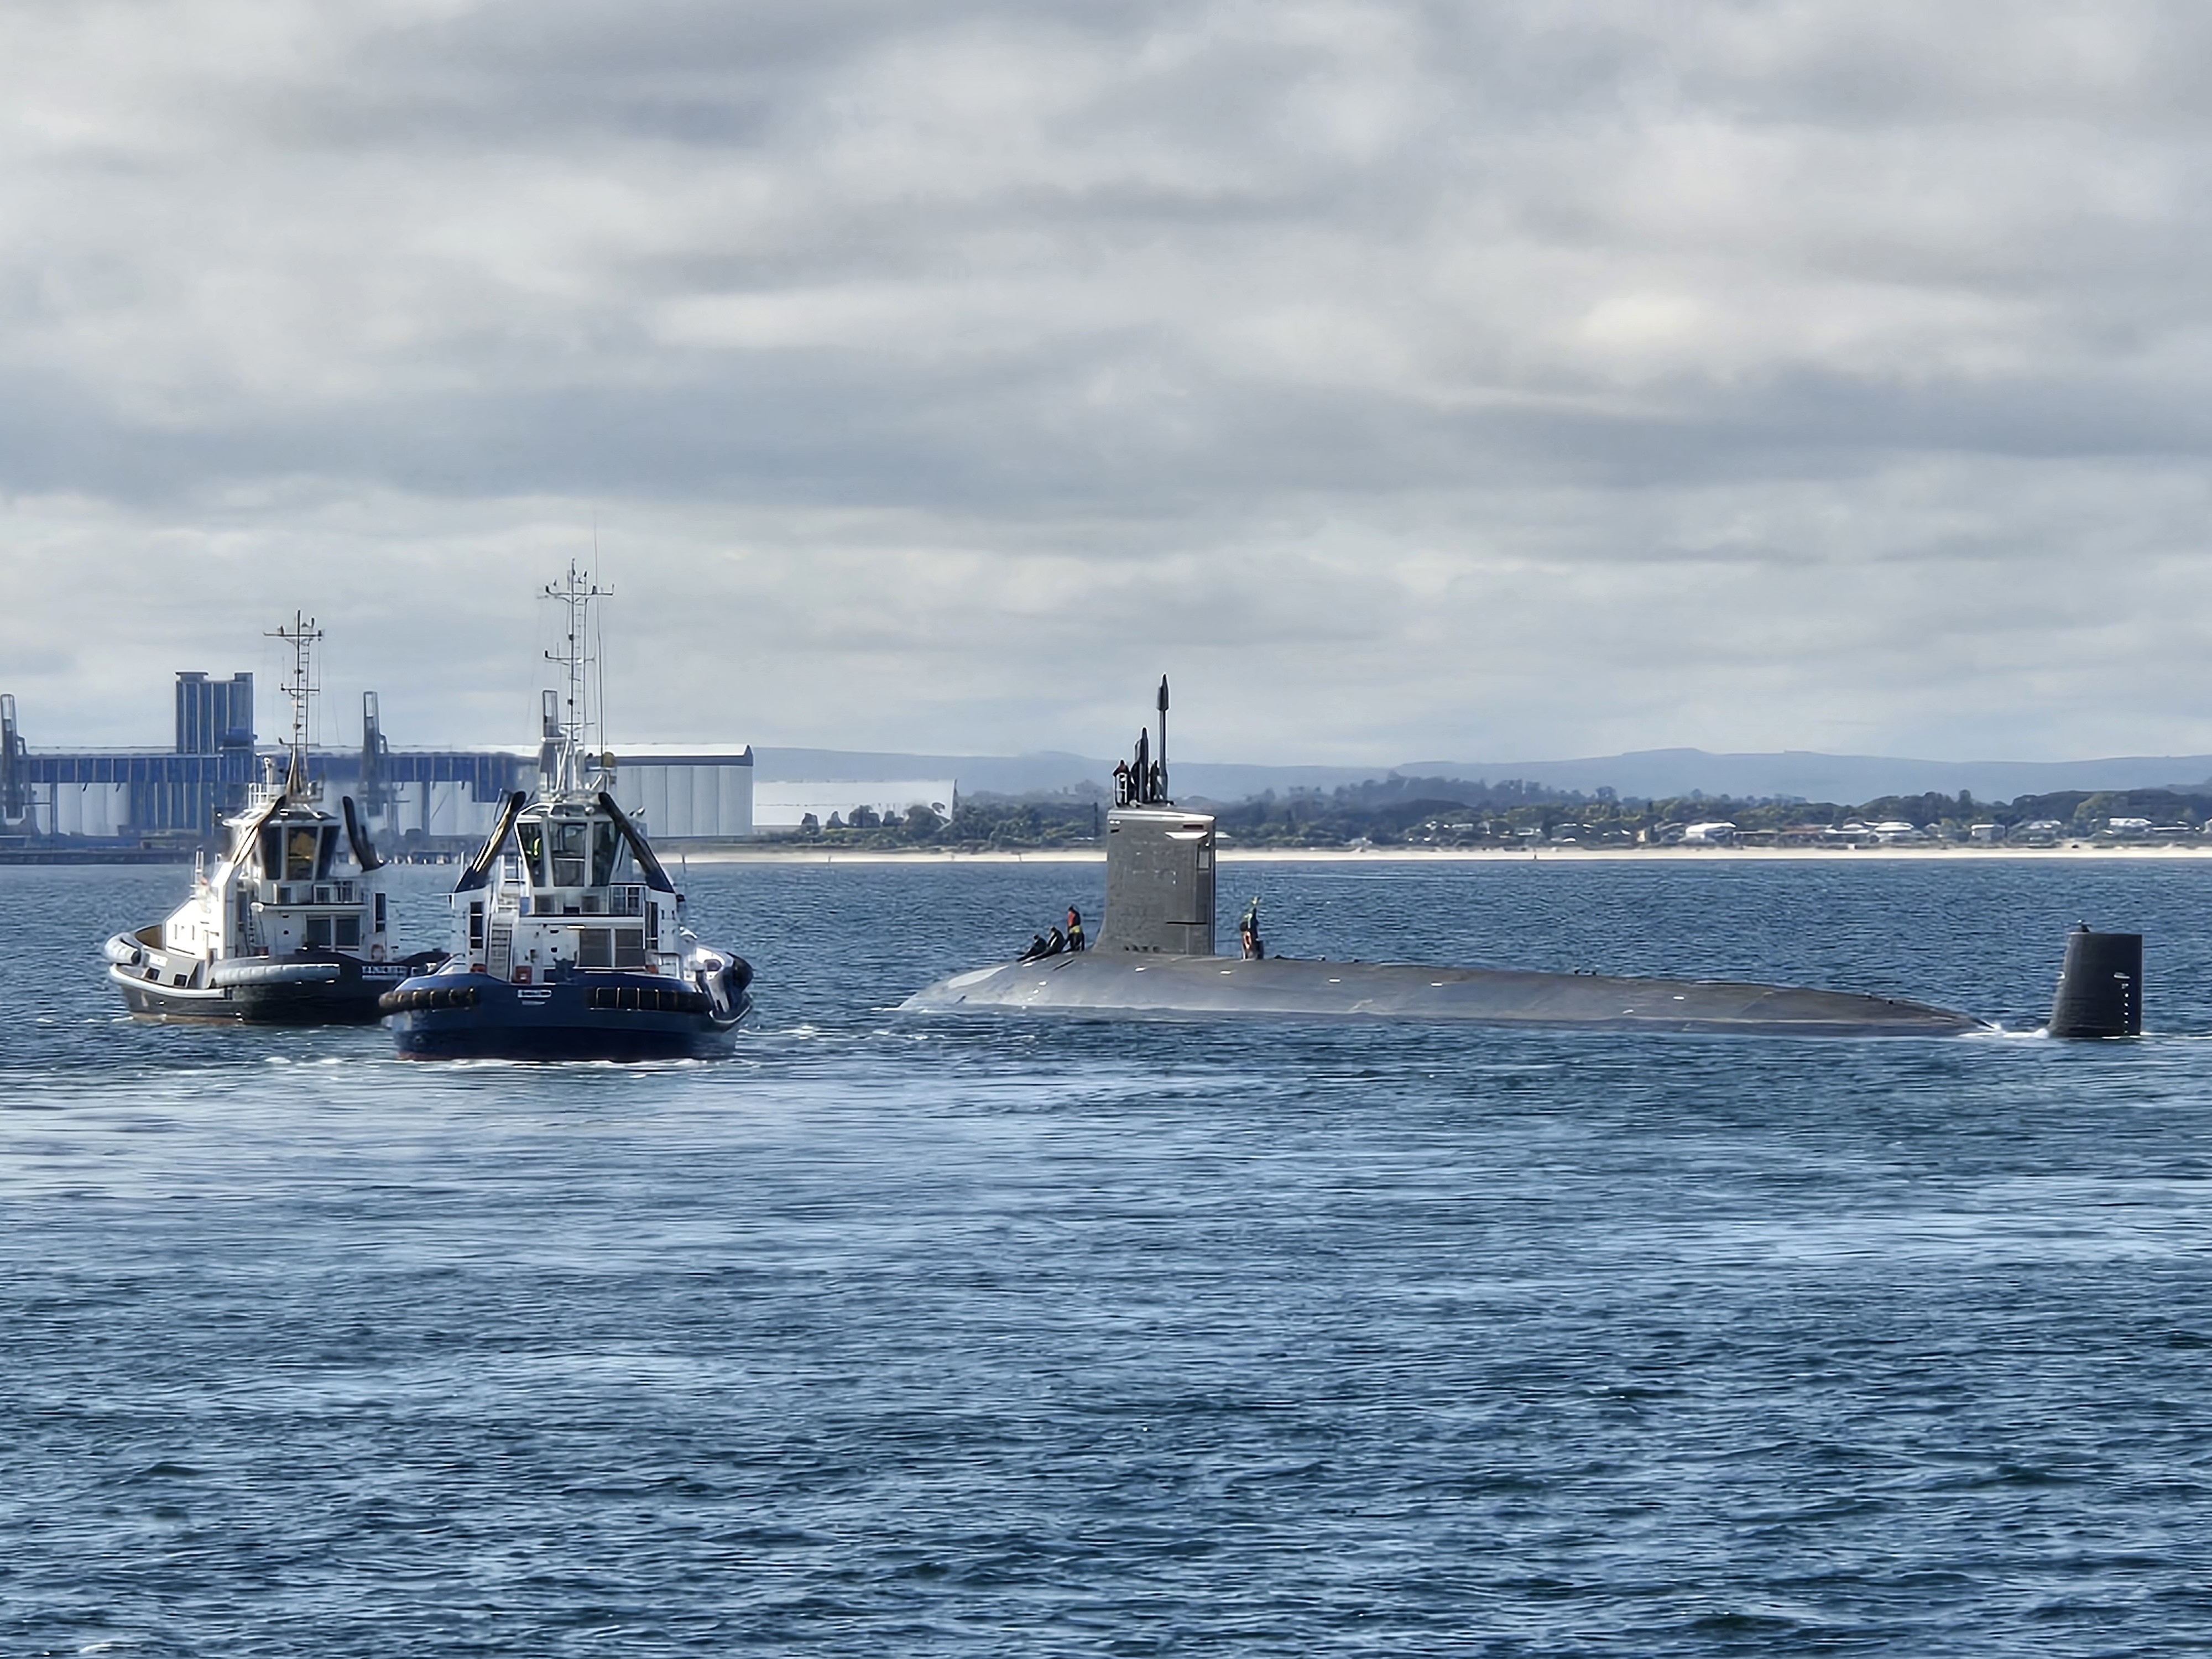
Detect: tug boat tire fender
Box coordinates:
(207, 957, 346, 989)
(103, 934, 145, 968)
(702, 955, 753, 1022)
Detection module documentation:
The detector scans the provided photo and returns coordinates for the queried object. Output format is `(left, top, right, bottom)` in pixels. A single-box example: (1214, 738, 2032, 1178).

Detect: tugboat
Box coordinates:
(105, 614, 444, 1022)
(382, 566, 753, 1060)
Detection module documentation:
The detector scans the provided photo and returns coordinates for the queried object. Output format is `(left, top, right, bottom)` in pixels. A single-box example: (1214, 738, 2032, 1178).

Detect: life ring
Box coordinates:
(370, 942, 387, 963)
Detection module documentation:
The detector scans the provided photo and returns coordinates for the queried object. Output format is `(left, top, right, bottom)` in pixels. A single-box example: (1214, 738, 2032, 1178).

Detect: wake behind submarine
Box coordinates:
(901, 680, 2143, 1040)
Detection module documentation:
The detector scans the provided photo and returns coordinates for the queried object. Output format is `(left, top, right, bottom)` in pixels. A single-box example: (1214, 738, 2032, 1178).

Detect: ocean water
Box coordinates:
(4, 855, 2212, 1656)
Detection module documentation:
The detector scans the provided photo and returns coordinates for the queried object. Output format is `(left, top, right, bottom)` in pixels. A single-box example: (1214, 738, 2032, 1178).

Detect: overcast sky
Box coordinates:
(5, 0, 2210, 764)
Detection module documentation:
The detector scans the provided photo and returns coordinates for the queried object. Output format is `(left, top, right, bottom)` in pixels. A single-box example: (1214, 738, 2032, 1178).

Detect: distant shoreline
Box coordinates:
(674, 842, 2212, 866)
(11, 842, 2209, 871)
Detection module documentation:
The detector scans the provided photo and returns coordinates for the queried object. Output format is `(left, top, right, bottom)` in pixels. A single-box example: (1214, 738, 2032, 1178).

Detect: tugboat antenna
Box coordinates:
(267, 611, 323, 798)
(543, 561, 612, 792)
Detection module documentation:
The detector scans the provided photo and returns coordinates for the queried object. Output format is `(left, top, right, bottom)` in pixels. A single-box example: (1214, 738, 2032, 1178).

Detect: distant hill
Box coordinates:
(1401, 749, 2212, 805)
(754, 745, 2212, 807)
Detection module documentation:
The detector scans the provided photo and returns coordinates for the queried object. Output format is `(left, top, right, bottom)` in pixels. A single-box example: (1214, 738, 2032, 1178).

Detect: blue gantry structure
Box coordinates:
(0, 672, 528, 860)
(2, 671, 754, 860)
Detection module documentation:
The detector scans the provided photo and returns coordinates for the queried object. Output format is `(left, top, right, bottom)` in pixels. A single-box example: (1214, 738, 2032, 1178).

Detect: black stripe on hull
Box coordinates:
(112, 955, 434, 1026)
(387, 974, 748, 1062)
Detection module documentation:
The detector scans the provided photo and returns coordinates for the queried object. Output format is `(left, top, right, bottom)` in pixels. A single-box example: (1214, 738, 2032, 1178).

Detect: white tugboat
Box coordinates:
(105, 614, 444, 1022)
(382, 567, 753, 1060)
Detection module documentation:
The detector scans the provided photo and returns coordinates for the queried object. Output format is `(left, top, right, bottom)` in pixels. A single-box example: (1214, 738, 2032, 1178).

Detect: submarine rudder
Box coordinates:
(2046, 924, 2143, 1039)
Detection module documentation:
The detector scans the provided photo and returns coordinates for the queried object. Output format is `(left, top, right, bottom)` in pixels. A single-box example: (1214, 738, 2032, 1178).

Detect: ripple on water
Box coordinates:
(4, 858, 2212, 1653)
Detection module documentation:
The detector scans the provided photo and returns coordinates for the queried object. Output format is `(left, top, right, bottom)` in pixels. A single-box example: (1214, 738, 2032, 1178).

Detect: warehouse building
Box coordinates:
(604, 745, 755, 841)
(1, 675, 760, 854)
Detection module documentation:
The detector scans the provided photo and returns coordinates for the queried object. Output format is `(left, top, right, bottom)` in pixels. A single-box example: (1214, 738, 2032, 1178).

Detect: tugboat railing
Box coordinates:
(257, 880, 360, 906)
(517, 885, 645, 917)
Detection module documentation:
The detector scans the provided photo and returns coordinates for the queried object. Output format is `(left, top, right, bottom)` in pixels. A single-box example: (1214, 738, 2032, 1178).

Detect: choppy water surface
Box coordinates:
(5, 856, 2212, 1656)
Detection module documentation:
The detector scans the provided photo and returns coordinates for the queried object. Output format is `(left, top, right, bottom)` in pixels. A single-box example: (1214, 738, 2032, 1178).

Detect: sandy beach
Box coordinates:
(679, 842, 2212, 866)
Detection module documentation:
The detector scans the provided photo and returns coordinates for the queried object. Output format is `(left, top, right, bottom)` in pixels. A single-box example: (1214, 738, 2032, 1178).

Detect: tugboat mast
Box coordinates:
(543, 562, 611, 794)
(267, 611, 324, 799)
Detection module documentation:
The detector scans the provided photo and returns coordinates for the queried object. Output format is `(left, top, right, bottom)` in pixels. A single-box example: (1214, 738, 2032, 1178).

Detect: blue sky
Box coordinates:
(5, 1, 2209, 764)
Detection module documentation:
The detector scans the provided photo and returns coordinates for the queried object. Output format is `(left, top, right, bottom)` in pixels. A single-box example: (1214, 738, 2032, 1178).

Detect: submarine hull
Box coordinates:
(902, 952, 1991, 1038)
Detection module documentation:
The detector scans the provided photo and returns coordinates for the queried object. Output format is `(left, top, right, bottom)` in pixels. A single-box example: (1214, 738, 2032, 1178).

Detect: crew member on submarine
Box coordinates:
(1240, 900, 1265, 960)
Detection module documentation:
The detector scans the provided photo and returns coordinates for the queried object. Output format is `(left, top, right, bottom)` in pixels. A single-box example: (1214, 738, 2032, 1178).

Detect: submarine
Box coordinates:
(901, 680, 2143, 1040)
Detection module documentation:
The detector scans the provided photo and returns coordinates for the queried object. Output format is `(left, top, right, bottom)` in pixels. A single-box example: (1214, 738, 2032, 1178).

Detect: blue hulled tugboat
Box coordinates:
(383, 567, 753, 1060)
(105, 614, 445, 1022)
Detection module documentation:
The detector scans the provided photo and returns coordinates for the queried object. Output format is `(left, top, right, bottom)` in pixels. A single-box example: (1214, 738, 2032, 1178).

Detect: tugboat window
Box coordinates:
(285, 827, 319, 880)
(317, 825, 340, 880)
(518, 820, 547, 886)
(260, 826, 283, 879)
(335, 916, 361, 948)
(578, 927, 613, 967)
(615, 928, 646, 968)
(306, 916, 334, 947)
(552, 821, 589, 887)
(592, 819, 622, 887)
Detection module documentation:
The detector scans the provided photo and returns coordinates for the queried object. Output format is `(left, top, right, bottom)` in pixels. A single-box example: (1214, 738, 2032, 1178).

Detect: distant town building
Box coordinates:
(754, 780, 957, 834)
(1682, 821, 1737, 843)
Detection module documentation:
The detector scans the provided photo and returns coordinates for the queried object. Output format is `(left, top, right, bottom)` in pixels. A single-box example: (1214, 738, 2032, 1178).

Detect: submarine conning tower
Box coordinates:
(1095, 676, 1218, 956)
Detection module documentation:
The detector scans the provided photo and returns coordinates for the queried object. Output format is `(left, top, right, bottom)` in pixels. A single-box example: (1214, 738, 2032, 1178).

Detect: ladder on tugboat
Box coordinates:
(487, 918, 514, 982)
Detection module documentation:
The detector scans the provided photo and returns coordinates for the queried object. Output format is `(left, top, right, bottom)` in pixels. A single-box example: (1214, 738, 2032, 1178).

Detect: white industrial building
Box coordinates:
(366, 775, 517, 843)
(359, 744, 759, 845)
(25, 776, 132, 838)
(753, 779, 957, 833)
(606, 745, 756, 841)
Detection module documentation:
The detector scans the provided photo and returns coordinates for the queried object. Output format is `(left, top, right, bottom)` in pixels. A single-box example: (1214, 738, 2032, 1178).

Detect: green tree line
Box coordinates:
(767, 779, 2212, 850)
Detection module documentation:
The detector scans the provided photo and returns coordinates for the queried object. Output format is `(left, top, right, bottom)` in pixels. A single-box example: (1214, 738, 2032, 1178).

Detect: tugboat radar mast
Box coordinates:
(543, 561, 611, 793)
(267, 611, 324, 799)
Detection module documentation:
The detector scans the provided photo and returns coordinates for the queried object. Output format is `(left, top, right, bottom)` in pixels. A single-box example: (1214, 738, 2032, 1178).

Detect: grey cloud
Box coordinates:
(4, 0, 2212, 764)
